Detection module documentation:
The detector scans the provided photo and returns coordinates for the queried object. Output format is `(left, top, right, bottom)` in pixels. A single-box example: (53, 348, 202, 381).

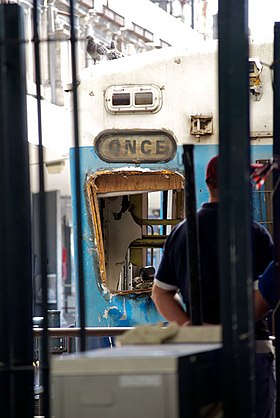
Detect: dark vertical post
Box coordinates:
(183, 144, 203, 325)
(191, 0, 194, 29)
(272, 21, 280, 418)
(218, 0, 255, 417)
(0, 5, 33, 418)
(69, 0, 86, 351)
(32, 0, 50, 415)
(162, 191, 168, 235)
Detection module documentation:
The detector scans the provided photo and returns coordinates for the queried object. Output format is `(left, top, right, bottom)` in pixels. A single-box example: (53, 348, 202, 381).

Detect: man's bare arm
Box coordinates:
(254, 289, 271, 321)
(151, 284, 189, 325)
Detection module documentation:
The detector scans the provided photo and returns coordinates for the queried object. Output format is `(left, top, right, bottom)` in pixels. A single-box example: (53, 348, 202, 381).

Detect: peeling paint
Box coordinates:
(103, 305, 121, 319)
(119, 298, 127, 321)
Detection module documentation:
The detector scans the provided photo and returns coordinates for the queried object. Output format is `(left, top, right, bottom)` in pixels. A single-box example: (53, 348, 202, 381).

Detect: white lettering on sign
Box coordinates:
(108, 139, 168, 156)
(95, 130, 176, 163)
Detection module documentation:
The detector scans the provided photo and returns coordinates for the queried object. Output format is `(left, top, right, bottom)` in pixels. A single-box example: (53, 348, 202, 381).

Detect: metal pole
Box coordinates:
(162, 191, 168, 235)
(218, 0, 255, 416)
(69, 0, 86, 352)
(32, 0, 50, 415)
(272, 21, 280, 418)
(33, 326, 134, 337)
(191, 0, 194, 29)
(0, 5, 33, 418)
(183, 144, 203, 325)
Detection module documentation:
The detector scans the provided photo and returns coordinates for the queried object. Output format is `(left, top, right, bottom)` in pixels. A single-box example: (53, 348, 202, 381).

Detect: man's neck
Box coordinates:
(209, 195, 219, 203)
(208, 185, 219, 203)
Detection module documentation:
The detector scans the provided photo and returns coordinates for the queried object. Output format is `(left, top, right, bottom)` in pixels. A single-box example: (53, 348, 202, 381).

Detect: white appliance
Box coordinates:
(51, 343, 222, 418)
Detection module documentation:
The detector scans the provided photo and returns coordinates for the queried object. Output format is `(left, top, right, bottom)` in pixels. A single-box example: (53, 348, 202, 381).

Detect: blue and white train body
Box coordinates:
(69, 41, 273, 330)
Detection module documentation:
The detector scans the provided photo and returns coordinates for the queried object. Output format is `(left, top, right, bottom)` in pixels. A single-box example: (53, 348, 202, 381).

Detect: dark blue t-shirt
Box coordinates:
(156, 202, 274, 337)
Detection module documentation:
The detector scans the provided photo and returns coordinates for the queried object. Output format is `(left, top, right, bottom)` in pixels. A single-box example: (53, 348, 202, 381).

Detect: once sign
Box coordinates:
(94, 129, 177, 163)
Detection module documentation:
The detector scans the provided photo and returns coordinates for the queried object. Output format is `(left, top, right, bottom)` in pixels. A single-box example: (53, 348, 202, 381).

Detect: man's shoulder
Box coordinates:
(167, 220, 187, 242)
(251, 220, 271, 235)
(251, 221, 273, 248)
(198, 202, 218, 223)
(173, 219, 187, 233)
(162, 220, 187, 257)
(198, 202, 218, 213)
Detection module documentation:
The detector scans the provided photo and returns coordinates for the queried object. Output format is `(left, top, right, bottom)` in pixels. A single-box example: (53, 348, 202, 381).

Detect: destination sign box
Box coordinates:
(94, 129, 177, 163)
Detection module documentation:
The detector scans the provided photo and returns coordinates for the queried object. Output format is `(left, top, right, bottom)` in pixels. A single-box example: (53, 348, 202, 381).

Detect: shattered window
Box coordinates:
(87, 170, 184, 294)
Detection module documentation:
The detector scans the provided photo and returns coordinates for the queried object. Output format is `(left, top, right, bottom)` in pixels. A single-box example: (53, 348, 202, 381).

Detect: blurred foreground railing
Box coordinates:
(33, 327, 133, 338)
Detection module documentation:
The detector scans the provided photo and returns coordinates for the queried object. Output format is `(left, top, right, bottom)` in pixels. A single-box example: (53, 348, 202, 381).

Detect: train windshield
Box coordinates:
(87, 169, 184, 294)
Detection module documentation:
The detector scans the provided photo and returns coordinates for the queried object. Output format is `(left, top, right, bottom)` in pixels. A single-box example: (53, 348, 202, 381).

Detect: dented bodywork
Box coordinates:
(69, 42, 274, 332)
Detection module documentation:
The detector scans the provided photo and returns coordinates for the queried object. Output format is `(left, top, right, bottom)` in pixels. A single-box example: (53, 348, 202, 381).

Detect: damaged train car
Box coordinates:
(68, 41, 274, 332)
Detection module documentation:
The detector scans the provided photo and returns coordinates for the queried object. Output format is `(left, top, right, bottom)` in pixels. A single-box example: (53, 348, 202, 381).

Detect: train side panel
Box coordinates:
(70, 42, 273, 327)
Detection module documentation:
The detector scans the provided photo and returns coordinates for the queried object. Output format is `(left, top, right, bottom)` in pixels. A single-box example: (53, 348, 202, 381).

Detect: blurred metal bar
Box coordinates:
(183, 144, 203, 325)
(32, 0, 50, 416)
(191, 0, 194, 29)
(162, 191, 168, 235)
(69, 0, 86, 352)
(0, 5, 33, 418)
(33, 327, 133, 337)
(272, 20, 280, 418)
(218, 0, 255, 416)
